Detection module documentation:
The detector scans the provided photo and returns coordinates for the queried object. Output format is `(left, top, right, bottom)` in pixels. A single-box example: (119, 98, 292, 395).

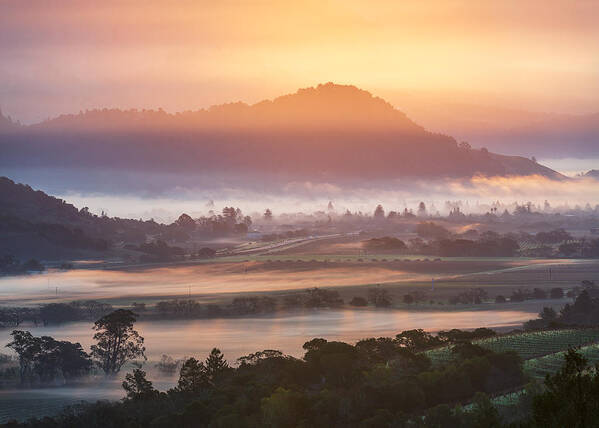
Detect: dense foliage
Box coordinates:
(526, 287, 599, 329)
(6, 331, 91, 385)
(2, 333, 525, 427)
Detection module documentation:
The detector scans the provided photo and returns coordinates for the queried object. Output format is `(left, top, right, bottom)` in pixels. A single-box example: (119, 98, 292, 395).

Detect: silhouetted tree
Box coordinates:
(205, 348, 229, 383)
(531, 349, 599, 427)
(264, 208, 273, 221)
(91, 309, 145, 375)
(122, 368, 159, 401)
(176, 357, 208, 393)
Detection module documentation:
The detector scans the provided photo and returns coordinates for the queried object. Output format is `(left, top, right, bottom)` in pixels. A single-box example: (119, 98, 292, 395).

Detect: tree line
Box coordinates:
(6, 309, 145, 386)
(3, 312, 598, 426)
(3, 327, 526, 427)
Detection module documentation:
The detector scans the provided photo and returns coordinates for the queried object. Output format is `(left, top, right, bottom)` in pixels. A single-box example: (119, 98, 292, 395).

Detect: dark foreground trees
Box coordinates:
(122, 368, 159, 401)
(5, 307, 146, 384)
(528, 348, 599, 428)
(3, 334, 526, 427)
(90, 309, 146, 375)
(6, 330, 91, 385)
(176, 348, 230, 393)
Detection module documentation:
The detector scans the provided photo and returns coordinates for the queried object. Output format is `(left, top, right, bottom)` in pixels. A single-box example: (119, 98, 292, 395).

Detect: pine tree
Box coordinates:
(205, 348, 229, 382)
(177, 357, 208, 393)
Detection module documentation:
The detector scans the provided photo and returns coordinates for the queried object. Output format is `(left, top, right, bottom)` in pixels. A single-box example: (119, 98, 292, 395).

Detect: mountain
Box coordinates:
(0, 177, 161, 260)
(397, 100, 599, 158)
(0, 83, 563, 180)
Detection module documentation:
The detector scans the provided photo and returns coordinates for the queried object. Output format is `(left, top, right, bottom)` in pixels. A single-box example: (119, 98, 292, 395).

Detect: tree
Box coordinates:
(263, 209, 273, 221)
(469, 392, 502, 427)
(175, 213, 196, 231)
(176, 357, 208, 393)
(550, 287, 564, 299)
(417, 202, 427, 217)
(540, 307, 557, 321)
(40, 303, 80, 325)
(122, 368, 159, 400)
(222, 207, 237, 224)
(261, 387, 307, 427)
(205, 348, 229, 383)
(6, 331, 91, 384)
(90, 309, 146, 375)
(531, 349, 599, 427)
(6, 330, 39, 383)
(373, 204, 385, 219)
(395, 329, 440, 352)
(367, 287, 392, 307)
(304, 288, 343, 308)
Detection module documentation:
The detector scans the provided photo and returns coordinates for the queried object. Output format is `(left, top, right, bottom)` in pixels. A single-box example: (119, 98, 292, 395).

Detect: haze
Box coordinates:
(2, 0, 599, 125)
(3, 2, 599, 424)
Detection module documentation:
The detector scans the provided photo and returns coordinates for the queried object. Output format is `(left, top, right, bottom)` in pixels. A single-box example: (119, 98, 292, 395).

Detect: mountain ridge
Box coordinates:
(0, 83, 564, 180)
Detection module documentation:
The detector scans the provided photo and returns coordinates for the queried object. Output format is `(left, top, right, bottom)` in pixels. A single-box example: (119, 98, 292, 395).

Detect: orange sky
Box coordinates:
(1, 0, 598, 123)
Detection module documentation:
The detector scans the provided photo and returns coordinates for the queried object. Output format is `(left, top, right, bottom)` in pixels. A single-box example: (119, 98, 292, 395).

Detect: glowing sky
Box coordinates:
(1, 0, 598, 123)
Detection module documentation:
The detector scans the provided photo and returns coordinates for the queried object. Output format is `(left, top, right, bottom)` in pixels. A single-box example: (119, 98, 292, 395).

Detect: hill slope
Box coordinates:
(0, 177, 161, 260)
(0, 83, 562, 179)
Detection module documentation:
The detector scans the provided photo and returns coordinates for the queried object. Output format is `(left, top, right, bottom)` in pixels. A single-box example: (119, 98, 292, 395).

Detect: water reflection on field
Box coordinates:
(0, 264, 432, 305)
(0, 308, 535, 361)
(0, 257, 567, 305)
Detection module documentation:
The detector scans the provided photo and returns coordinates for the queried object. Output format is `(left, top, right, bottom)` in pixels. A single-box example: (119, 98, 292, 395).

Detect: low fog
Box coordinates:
(4, 167, 598, 222)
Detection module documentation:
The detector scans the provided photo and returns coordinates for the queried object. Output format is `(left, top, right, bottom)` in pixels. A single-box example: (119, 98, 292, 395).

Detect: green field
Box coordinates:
(458, 330, 599, 420)
(524, 343, 599, 380)
(425, 328, 599, 367)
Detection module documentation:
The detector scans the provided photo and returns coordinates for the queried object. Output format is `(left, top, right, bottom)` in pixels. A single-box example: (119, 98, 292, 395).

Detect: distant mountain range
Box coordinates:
(0, 83, 563, 180)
